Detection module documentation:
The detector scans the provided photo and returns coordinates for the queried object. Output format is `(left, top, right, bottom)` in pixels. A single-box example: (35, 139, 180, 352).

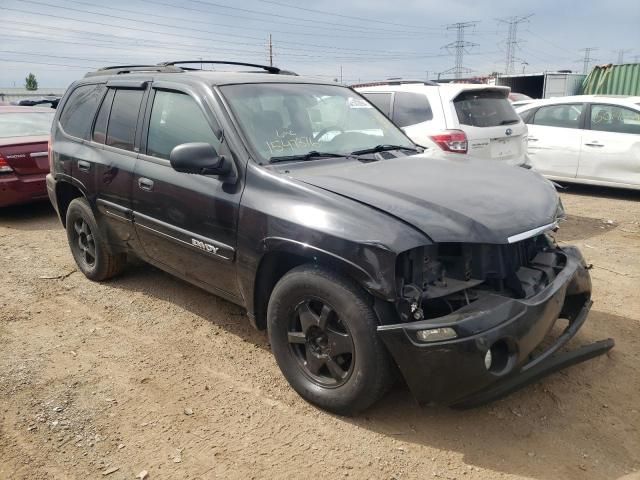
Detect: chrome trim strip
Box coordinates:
(30, 151, 48, 158)
(507, 221, 557, 244)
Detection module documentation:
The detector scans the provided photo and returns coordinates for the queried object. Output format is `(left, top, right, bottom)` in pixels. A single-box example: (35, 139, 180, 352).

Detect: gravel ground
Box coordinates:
(1, 184, 639, 480)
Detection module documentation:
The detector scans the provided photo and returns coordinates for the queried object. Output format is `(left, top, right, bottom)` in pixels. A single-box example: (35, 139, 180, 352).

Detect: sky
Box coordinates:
(1, 0, 639, 88)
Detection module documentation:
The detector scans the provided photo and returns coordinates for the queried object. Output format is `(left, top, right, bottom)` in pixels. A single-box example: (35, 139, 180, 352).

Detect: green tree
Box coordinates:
(24, 73, 38, 91)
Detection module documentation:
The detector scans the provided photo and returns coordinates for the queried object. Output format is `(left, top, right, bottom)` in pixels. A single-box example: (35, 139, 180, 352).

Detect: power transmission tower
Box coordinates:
(497, 14, 533, 74)
(614, 49, 631, 64)
(578, 48, 598, 73)
(440, 21, 478, 79)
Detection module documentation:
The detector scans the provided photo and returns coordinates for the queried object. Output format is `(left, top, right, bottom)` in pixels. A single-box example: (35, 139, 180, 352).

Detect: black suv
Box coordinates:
(47, 61, 613, 415)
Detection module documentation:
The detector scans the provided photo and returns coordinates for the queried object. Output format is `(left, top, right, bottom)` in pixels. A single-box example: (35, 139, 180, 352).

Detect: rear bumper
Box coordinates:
(378, 246, 614, 406)
(0, 172, 48, 207)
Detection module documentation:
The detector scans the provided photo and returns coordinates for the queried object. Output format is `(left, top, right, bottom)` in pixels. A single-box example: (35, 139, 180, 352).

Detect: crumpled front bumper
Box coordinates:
(377, 246, 614, 407)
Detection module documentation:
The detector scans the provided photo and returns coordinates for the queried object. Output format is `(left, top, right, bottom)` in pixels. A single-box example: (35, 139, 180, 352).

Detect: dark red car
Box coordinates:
(0, 106, 55, 207)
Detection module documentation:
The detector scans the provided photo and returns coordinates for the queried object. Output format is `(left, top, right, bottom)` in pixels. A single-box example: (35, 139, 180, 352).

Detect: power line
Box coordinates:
(253, 0, 433, 30)
(497, 14, 533, 74)
(578, 47, 598, 73)
(613, 49, 632, 64)
(440, 21, 478, 79)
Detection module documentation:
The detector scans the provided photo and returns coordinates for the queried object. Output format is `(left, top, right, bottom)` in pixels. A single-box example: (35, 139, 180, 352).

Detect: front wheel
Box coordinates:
(267, 265, 394, 415)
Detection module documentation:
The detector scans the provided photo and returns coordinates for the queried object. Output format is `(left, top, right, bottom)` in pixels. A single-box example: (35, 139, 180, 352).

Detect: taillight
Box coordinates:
(430, 130, 468, 154)
(48, 135, 53, 171)
(0, 152, 13, 173)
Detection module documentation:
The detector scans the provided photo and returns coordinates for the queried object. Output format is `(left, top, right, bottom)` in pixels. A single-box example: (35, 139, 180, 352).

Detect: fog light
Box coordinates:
(484, 349, 493, 370)
(415, 327, 457, 342)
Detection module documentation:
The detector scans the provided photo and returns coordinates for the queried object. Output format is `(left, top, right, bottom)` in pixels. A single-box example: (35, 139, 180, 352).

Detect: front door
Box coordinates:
(132, 86, 243, 298)
(525, 103, 585, 178)
(577, 103, 640, 187)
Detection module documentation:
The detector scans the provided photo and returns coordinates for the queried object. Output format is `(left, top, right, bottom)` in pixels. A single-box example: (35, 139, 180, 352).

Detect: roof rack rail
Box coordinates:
(84, 64, 183, 78)
(159, 60, 296, 75)
(350, 79, 439, 88)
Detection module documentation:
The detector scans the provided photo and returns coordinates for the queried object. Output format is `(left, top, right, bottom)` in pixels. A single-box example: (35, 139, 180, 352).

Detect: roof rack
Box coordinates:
(160, 60, 296, 75)
(350, 79, 439, 88)
(85, 61, 297, 78)
(84, 65, 183, 77)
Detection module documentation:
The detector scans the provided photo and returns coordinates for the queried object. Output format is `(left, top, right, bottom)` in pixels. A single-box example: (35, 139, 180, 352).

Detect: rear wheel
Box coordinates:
(268, 265, 394, 415)
(66, 198, 125, 281)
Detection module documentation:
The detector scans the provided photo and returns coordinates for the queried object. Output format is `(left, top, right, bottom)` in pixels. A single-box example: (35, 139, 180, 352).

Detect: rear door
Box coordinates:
(448, 88, 527, 165)
(577, 103, 640, 186)
(90, 81, 147, 244)
(524, 103, 585, 178)
(132, 84, 243, 298)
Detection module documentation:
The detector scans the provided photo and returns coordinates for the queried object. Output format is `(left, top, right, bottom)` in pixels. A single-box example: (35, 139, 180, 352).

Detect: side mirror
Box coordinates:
(169, 142, 232, 176)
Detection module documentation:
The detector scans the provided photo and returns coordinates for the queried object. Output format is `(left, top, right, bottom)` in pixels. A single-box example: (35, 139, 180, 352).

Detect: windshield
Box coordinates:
(219, 83, 414, 162)
(0, 111, 54, 138)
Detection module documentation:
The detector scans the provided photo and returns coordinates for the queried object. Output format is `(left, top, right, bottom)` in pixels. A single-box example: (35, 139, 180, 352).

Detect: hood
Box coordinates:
(288, 154, 559, 244)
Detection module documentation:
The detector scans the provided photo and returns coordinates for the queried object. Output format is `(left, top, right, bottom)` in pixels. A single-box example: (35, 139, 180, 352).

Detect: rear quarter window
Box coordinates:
(453, 90, 520, 128)
(59, 84, 106, 139)
(361, 92, 392, 117)
(392, 92, 433, 127)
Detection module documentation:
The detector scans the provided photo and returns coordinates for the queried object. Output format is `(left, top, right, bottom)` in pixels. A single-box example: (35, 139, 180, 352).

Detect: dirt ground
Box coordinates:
(1, 184, 639, 480)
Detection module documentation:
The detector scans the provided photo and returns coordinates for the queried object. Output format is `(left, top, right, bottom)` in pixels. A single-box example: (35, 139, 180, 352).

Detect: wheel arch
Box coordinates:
(55, 179, 86, 228)
(250, 237, 391, 331)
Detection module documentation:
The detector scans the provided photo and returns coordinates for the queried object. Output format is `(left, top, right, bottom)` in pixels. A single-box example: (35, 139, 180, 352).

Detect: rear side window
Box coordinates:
(106, 89, 144, 151)
(392, 92, 433, 127)
(362, 92, 392, 117)
(453, 90, 520, 128)
(92, 89, 114, 144)
(590, 104, 640, 134)
(59, 84, 106, 139)
(146, 90, 220, 159)
(532, 104, 583, 129)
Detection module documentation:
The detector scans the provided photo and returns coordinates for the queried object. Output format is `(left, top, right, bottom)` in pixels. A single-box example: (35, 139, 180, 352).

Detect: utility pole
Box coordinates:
(339, 65, 343, 83)
(441, 21, 478, 79)
(497, 14, 533, 74)
(268, 34, 273, 67)
(521, 61, 529, 73)
(614, 49, 631, 64)
(578, 47, 598, 73)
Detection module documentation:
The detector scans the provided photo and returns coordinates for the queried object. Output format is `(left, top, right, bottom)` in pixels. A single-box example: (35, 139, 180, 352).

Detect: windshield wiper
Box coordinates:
(268, 151, 347, 164)
(350, 144, 420, 156)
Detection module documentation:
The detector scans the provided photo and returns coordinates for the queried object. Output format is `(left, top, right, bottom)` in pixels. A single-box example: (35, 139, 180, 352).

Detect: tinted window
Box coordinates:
(362, 92, 392, 116)
(147, 90, 220, 159)
(392, 92, 433, 127)
(106, 89, 144, 151)
(92, 89, 114, 144)
(453, 90, 520, 127)
(59, 84, 105, 139)
(0, 112, 54, 138)
(590, 104, 640, 134)
(532, 104, 583, 129)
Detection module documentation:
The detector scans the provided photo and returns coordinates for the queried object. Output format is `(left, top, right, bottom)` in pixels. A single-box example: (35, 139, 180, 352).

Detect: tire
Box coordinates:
(65, 197, 126, 281)
(267, 264, 394, 415)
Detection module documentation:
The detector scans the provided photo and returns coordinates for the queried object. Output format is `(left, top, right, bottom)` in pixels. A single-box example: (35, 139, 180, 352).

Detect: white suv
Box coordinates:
(355, 81, 528, 166)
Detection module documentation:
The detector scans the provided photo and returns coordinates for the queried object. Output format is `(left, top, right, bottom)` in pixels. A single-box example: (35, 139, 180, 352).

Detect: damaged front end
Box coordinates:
(379, 232, 614, 407)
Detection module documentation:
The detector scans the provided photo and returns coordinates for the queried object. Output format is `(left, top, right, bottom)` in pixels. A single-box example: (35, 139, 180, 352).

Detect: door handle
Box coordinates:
(137, 177, 154, 191)
(77, 160, 91, 172)
(585, 142, 604, 147)
(528, 137, 538, 142)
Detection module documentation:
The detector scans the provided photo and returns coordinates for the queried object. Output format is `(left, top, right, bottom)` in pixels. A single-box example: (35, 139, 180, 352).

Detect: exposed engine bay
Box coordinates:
(396, 233, 567, 322)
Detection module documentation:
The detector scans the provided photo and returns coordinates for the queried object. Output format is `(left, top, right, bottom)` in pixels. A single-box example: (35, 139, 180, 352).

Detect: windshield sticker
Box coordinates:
(266, 129, 320, 154)
(348, 97, 373, 109)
